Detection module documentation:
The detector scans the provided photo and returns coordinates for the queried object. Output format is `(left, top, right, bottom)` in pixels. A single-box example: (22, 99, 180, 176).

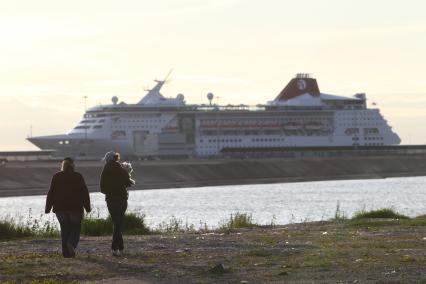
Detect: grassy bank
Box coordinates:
(0, 216, 58, 240)
(0, 212, 260, 240)
(1, 208, 426, 283)
(1, 208, 425, 241)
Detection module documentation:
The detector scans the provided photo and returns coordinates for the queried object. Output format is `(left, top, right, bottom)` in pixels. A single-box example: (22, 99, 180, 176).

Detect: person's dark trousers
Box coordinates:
(106, 197, 127, 251)
(55, 211, 83, 257)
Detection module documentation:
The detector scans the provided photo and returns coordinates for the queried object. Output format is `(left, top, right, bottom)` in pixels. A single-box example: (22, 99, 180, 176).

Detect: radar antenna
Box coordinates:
(137, 70, 173, 104)
(155, 69, 173, 84)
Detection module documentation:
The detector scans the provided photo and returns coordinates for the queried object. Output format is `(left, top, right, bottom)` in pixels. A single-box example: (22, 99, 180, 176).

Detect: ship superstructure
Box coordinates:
(28, 73, 401, 158)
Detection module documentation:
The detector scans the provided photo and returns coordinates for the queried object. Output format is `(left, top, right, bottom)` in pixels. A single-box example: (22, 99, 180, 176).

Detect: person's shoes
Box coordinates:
(67, 243, 76, 258)
(112, 249, 120, 257)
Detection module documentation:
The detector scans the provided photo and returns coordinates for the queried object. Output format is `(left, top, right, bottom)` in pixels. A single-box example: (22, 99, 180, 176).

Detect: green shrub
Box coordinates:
(0, 220, 33, 240)
(81, 213, 150, 236)
(81, 216, 113, 236)
(122, 212, 150, 235)
(352, 208, 409, 220)
(220, 213, 258, 230)
(0, 216, 59, 240)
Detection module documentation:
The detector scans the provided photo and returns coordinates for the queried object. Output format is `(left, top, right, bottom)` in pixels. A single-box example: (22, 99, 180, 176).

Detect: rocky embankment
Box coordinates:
(1, 155, 426, 197)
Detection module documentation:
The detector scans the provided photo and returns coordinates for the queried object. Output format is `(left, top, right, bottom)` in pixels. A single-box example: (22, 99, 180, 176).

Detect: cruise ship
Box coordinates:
(27, 73, 401, 159)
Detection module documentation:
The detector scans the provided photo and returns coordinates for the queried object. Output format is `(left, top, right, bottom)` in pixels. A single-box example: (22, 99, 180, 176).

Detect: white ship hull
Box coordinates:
(28, 74, 401, 159)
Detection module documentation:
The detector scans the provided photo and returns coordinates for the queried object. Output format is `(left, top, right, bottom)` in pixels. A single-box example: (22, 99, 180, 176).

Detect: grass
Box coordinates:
(0, 220, 34, 240)
(329, 208, 412, 228)
(1, 208, 424, 241)
(331, 203, 347, 222)
(406, 214, 426, 226)
(0, 215, 58, 240)
(156, 216, 196, 233)
(220, 213, 258, 230)
(352, 208, 409, 220)
(1, 212, 150, 239)
(81, 213, 150, 236)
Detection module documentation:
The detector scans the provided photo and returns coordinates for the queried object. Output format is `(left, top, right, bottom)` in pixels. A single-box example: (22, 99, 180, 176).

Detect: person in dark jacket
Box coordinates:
(100, 151, 133, 256)
(45, 157, 91, 258)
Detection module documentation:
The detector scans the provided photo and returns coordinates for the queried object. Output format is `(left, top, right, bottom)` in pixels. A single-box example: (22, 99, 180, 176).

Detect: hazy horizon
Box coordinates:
(1, 0, 426, 150)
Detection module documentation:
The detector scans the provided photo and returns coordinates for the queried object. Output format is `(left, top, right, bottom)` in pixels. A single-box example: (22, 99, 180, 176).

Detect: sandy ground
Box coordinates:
(2, 219, 426, 283)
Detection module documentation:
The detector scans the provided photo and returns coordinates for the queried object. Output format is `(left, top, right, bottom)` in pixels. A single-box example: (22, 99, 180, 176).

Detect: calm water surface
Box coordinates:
(1, 176, 425, 229)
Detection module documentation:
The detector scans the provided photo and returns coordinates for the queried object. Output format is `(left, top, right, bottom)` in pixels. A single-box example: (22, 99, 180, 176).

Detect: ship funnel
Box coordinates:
(275, 73, 320, 101)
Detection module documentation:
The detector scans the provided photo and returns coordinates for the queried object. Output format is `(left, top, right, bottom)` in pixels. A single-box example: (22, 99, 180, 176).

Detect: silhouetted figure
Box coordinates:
(100, 151, 133, 256)
(45, 157, 91, 258)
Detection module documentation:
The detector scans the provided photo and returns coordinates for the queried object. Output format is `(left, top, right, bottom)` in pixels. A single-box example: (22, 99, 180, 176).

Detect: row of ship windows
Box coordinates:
(119, 119, 165, 123)
(84, 114, 160, 119)
(340, 124, 382, 127)
(75, 125, 103, 130)
(352, 136, 383, 141)
(201, 139, 242, 143)
(75, 124, 162, 130)
(80, 119, 105, 124)
(337, 111, 378, 115)
(58, 140, 91, 145)
(340, 118, 380, 121)
(200, 138, 287, 143)
(201, 119, 330, 123)
(113, 125, 158, 129)
(120, 114, 162, 118)
(365, 137, 383, 140)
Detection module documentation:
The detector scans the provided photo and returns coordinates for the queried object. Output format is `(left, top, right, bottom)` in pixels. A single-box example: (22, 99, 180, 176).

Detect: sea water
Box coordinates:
(0, 176, 425, 229)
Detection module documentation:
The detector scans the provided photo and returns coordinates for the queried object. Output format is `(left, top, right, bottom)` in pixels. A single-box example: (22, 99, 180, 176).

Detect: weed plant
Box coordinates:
(155, 216, 196, 233)
(0, 214, 58, 240)
(332, 203, 347, 222)
(3, 207, 425, 241)
(220, 213, 258, 230)
(81, 213, 150, 236)
(352, 208, 409, 220)
(0, 220, 33, 240)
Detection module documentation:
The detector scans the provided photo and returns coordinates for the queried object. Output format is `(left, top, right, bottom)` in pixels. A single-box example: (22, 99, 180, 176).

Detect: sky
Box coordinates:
(1, 0, 426, 150)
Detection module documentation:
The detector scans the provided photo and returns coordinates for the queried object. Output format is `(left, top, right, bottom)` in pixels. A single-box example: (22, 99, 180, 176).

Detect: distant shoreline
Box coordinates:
(1, 171, 426, 198)
(1, 156, 426, 198)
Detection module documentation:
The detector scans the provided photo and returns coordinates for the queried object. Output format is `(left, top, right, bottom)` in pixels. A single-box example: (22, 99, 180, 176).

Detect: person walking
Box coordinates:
(45, 157, 91, 258)
(100, 151, 133, 256)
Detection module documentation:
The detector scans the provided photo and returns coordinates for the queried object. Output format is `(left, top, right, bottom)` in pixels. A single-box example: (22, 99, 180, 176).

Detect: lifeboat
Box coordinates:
(283, 122, 302, 130)
(304, 123, 324, 130)
(162, 126, 179, 132)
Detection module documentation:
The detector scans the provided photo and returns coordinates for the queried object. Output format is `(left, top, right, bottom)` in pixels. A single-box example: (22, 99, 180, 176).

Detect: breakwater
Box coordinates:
(1, 155, 426, 197)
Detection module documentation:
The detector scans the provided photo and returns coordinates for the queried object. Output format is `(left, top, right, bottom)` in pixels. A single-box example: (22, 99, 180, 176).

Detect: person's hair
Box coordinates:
(113, 153, 120, 161)
(61, 157, 74, 171)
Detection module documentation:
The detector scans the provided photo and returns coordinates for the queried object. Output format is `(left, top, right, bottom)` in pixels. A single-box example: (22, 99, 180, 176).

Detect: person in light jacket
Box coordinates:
(45, 157, 91, 258)
(100, 151, 133, 256)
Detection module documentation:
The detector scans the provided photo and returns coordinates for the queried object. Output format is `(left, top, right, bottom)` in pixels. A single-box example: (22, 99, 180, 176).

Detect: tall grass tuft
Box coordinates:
(352, 208, 409, 220)
(81, 213, 150, 236)
(0, 220, 33, 240)
(156, 216, 195, 233)
(0, 215, 59, 240)
(331, 202, 347, 222)
(220, 213, 258, 230)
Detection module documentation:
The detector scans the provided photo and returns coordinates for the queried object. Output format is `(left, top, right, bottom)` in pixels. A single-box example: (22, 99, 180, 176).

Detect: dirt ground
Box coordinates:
(1, 220, 426, 283)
